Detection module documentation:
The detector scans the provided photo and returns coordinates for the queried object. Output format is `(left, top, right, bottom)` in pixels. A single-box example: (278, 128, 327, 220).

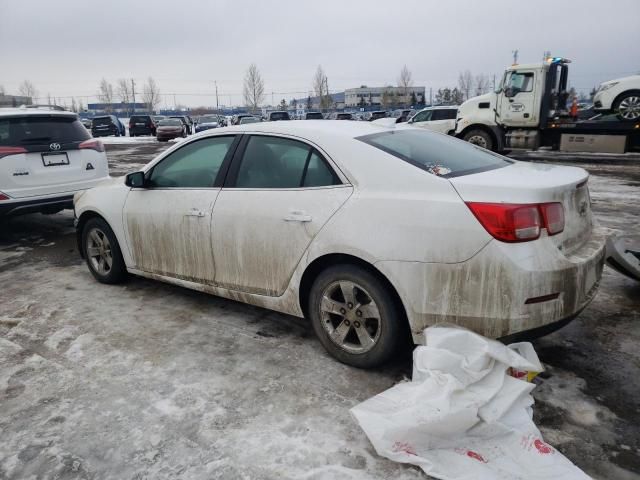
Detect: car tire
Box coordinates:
(463, 129, 493, 151)
(82, 217, 127, 284)
(613, 91, 640, 121)
(308, 264, 406, 368)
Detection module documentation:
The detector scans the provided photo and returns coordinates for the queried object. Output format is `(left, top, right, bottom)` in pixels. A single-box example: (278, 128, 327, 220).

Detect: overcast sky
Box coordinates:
(1, 0, 638, 107)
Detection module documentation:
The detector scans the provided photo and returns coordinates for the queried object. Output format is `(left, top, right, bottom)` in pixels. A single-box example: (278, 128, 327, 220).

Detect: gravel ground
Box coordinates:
(0, 138, 638, 479)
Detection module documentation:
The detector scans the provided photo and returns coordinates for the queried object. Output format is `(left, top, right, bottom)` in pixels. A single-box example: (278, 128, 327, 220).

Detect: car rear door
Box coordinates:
(211, 134, 353, 296)
(0, 114, 106, 199)
(122, 135, 239, 282)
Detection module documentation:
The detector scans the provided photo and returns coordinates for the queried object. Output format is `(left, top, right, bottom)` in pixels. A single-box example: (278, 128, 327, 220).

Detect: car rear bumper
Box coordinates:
(376, 225, 608, 344)
(0, 194, 74, 216)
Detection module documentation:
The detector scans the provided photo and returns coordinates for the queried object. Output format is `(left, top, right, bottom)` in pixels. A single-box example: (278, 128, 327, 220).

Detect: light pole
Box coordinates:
(214, 81, 219, 113)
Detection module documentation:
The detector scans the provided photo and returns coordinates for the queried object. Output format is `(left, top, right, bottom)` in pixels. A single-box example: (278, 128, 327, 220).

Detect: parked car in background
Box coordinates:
(170, 115, 193, 134)
(391, 109, 414, 123)
(195, 115, 222, 133)
(406, 106, 458, 135)
(305, 112, 324, 120)
(593, 74, 640, 120)
(129, 114, 157, 137)
(368, 111, 387, 121)
(232, 114, 256, 125)
(91, 115, 125, 137)
(74, 121, 606, 368)
(335, 113, 353, 120)
(80, 118, 92, 129)
(268, 111, 291, 121)
(0, 109, 109, 216)
(153, 115, 167, 125)
(156, 119, 186, 141)
(239, 116, 260, 125)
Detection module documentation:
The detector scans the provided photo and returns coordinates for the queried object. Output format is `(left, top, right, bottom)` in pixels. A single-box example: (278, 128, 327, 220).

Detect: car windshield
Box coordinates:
(159, 119, 182, 126)
(357, 129, 511, 178)
(200, 116, 218, 123)
(0, 115, 90, 145)
(240, 117, 258, 124)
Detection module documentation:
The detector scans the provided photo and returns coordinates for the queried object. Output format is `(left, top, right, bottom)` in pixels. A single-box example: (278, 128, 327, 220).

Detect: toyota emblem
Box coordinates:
(49, 143, 61, 151)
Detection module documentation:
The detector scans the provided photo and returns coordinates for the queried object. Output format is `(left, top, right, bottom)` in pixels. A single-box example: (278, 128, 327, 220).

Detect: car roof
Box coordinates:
(201, 119, 396, 141)
(0, 108, 78, 119)
(418, 106, 458, 112)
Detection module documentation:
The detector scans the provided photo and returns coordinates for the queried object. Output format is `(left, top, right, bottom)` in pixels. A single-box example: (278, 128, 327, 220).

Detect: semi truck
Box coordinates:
(454, 57, 640, 153)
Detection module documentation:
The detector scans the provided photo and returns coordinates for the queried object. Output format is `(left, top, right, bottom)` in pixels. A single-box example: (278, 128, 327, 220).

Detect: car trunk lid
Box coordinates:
(449, 161, 593, 254)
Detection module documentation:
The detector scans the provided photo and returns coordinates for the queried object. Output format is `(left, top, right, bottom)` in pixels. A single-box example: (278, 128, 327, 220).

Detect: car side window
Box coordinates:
(149, 136, 234, 188)
(431, 110, 445, 121)
(235, 135, 340, 188)
(413, 111, 431, 122)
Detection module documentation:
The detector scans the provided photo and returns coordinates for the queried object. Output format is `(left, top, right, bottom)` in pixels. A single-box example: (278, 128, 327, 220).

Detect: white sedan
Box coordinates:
(74, 121, 606, 368)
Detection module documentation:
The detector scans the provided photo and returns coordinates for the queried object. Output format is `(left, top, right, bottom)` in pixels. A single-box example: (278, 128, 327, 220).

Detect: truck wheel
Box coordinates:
(614, 91, 640, 121)
(463, 129, 494, 151)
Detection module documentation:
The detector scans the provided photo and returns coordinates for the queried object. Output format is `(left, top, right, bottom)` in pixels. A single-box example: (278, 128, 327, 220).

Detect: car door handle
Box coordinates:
(185, 208, 206, 217)
(284, 211, 312, 222)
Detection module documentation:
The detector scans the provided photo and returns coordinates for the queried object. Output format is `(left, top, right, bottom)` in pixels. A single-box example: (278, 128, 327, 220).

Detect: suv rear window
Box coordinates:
(93, 117, 114, 127)
(0, 115, 90, 146)
(357, 129, 511, 178)
(270, 112, 290, 121)
(130, 116, 151, 123)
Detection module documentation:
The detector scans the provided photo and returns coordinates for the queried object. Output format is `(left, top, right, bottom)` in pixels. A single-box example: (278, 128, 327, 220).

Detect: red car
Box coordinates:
(156, 119, 186, 142)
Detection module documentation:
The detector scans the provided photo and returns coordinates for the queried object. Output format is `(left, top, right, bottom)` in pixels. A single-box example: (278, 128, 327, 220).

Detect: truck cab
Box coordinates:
(455, 58, 571, 151)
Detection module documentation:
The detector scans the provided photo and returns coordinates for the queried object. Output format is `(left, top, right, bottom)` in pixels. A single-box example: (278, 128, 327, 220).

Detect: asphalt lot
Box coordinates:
(1, 137, 639, 479)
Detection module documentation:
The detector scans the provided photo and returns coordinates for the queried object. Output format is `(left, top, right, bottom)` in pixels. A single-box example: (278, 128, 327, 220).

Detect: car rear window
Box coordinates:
(357, 129, 511, 178)
(270, 112, 290, 121)
(130, 116, 150, 123)
(93, 117, 114, 127)
(0, 115, 90, 146)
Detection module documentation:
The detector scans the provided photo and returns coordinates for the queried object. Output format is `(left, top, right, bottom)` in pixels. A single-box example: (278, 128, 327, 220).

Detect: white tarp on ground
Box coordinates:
(351, 327, 590, 480)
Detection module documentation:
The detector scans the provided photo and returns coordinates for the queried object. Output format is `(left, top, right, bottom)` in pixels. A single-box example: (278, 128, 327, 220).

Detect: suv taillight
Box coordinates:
(0, 146, 27, 159)
(79, 139, 105, 153)
(466, 202, 564, 243)
(0, 192, 10, 201)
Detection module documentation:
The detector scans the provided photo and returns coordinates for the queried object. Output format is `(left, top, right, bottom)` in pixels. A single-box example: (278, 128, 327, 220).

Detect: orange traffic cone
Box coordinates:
(570, 96, 578, 118)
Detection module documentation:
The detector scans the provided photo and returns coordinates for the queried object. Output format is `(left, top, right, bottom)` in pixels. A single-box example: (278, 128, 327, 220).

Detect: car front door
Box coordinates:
(409, 110, 433, 130)
(427, 109, 457, 134)
(211, 134, 353, 296)
(123, 135, 238, 282)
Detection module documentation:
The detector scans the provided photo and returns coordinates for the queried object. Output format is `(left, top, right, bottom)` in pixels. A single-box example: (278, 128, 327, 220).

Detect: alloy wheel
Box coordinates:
(86, 227, 113, 276)
(319, 280, 382, 354)
(619, 96, 640, 120)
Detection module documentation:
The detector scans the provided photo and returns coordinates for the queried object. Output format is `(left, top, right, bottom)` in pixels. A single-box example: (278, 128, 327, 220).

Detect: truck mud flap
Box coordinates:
(605, 234, 640, 281)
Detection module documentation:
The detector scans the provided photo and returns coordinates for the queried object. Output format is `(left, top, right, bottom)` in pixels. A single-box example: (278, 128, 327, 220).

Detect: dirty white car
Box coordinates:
(593, 74, 640, 121)
(74, 121, 606, 368)
(405, 105, 458, 135)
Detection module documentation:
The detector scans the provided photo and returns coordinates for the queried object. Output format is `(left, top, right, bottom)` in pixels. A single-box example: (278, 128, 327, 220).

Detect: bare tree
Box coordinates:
(474, 74, 491, 96)
(142, 77, 161, 114)
(117, 78, 131, 104)
(243, 63, 265, 113)
(398, 65, 413, 106)
(457, 70, 473, 101)
(313, 65, 331, 110)
(98, 78, 114, 112)
(18, 80, 38, 101)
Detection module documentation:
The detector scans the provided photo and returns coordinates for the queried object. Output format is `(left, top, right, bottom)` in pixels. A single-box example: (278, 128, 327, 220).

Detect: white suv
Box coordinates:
(593, 74, 640, 121)
(406, 106, 458, 135)
(0, 109, 109, 216)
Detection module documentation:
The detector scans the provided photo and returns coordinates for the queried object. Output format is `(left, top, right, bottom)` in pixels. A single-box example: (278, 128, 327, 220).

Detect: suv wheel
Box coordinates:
(614, 91, 640, 121)
(308, 265, 405, 368)
(82, 217, 127, 284)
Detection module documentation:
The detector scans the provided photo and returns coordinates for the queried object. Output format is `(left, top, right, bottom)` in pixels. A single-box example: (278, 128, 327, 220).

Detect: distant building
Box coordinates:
(344, 86, 425, 107)
(0, 94, 32, 107)
(87, 102, 148, 116)
(293, 92, 345, 111)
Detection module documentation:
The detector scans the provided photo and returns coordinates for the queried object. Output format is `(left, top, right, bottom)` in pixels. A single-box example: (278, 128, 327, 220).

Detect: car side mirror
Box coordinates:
(125, 171, 146, 188)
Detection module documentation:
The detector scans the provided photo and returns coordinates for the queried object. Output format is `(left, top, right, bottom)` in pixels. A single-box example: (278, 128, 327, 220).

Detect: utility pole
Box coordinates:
(131, 79, 136, 115)
(429, 87, 433, 106)
(214, 81, 219, 113)
(512, 49, 519, 65)
(492, 74, 496, 91)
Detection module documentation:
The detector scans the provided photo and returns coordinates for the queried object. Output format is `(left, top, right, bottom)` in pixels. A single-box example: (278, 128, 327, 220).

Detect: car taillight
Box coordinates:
(540, 202, 564, 235)
(466, 202, 564, 242)
(0, 192, 10, 201)
(79, 139, 105, 153)
(0, 146, 27, 159)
